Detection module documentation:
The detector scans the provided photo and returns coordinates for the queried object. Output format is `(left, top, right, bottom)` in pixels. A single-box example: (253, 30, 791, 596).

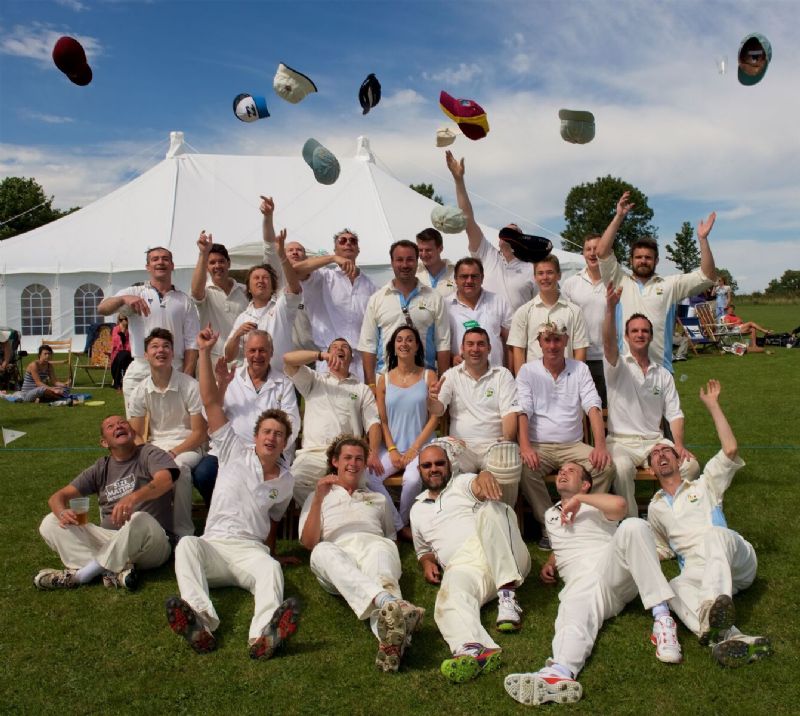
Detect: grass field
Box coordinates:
(1, 304, 799, 715)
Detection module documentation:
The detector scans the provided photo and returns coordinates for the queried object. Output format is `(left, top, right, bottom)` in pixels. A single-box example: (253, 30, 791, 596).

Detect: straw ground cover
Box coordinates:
(1, 304, 798, 714)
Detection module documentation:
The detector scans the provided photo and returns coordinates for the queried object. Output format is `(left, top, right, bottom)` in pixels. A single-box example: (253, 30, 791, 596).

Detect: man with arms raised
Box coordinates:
(416, 227, 456, 297)
(603, 285, 699, 517)
(504, 462, 682, 707)
(598, 192, 717, 372)
(299, 435, 425, 673)
(35, 415, 177, 591)
(411, 444, 531, 683)
(98, 247, 200, 413)
(647, 379, 771, 668)
(165, 326, 300, 659)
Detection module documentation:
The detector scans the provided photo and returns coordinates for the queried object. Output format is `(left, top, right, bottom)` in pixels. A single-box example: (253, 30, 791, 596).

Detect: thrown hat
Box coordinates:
(302, 138, 340, 185)
(273, 63, 317, 104)
(52, 36, 92, 86)
(498, 226, 553, 263)
(439, 91, 489, 140)
(536, 320, 568, 337)
(359, 73, 381, 114)
(431, 205, 467, 234)
(737, 33, 772, 86)
(435, 127, 457, 147)
(558, 109, 595, 144)
(232, 93, 270, 122)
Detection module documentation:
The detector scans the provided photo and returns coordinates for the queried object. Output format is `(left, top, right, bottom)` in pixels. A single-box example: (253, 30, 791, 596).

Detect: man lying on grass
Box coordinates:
(504, 463, 682, 707)
(299, 434, 425, 673)
(165, 326, 300, 659)
(35, 415, 178, 591)
(647, 379, 771, 668)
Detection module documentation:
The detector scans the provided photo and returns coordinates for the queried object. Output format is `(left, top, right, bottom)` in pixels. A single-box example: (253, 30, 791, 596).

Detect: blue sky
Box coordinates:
(1, 0, 798, 291)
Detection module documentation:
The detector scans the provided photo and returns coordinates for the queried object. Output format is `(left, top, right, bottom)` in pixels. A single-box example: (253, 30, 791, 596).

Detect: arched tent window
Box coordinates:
(21, 283, 52, 336)
(74, 283, 105, 335)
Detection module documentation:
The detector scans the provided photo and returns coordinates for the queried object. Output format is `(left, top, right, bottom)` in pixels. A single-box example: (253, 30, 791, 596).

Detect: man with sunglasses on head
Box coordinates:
(646, 379, 771, 669)
(359, 240, 451, 391)
(410, 443, 530, 683)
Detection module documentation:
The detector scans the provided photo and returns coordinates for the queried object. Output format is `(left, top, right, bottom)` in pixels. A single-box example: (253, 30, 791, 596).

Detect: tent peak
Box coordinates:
(166, 131, 187, 158)
(354, 136, 374, 163)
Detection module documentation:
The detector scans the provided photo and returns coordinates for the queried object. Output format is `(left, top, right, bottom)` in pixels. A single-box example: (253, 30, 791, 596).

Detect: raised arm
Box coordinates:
(98, 293, 150, 317)
(293, 254, 357, 281)
(597, 191, 634, 260)
(699, 379, 737, 460)
(696, 212, 717, 281)
(445, 150, 482, 251)
(276, 229, 301, 295)
(603, 282, 622, 365)
(191, 231, 213, 301)
(260, 195, 277, 247)
(197, 325, 233, 434)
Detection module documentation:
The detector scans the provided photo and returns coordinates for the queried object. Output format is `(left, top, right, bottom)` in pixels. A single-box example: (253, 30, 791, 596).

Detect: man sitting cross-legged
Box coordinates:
(410, 444, 531, 683)
(299, 435, 425, 673)
(504, 463, 682, 707)
(165, 326, 300, 659)
(647, 379, 771, 668)
(35, 415, 177, 591)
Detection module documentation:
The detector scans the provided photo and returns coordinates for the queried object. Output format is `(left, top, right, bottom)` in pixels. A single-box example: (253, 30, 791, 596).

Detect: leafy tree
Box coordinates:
(0, 177, 78, 240)
(765, 269, 800, 295)
(665, 221, 700, 273)
(563, 175, 657, 266)
(409, 182, 443, 205)
(715, 267, 738, 293)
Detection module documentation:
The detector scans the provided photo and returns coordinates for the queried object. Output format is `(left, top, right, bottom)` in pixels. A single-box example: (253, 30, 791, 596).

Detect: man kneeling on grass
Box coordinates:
(410, 443, 531, 683)
(165, 326, 300, 659)
(504, 463, 682, 707)
(35, 415, 178, 591)
(299, 434, 425, 673)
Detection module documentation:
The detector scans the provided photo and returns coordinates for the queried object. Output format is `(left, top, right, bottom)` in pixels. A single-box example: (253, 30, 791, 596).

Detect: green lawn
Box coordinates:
(2, 306, 799, 715)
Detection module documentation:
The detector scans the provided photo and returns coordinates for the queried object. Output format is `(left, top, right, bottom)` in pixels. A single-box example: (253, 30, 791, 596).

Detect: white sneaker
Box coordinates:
(496, 591, 523, 632)
(504, 667, 582, 706)
(651, 615, 683, 664)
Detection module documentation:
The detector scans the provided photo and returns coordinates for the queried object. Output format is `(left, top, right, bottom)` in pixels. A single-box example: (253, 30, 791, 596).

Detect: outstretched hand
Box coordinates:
(214, 356, 236, 390)
(616, 191, 635, 218)
(445, 150, 465, 180)
(699, 378, 722, 407)
(259, 195, 275, 216)
(605, 282, 622, 308)
(428, 375, 446, 401)
(197, 230, 213, 255)
(196, 324, 219, 351)
(697, 212, 717, 241)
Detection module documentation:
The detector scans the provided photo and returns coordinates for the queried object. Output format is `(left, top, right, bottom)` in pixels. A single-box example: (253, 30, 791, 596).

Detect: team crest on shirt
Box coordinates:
(485, 388, 495, 398)
(268, 488, 278, 500)
(656, 288, 663, 295)
(653, 387, 662, 396)
(349, 392, 358, 401)
(687, 491, 699, 503)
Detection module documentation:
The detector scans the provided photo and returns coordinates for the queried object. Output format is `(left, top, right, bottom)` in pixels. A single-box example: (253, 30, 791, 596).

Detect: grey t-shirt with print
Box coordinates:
(70, 445, 178, 533)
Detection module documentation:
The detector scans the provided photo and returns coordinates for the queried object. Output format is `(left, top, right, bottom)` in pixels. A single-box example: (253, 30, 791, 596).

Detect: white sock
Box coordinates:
(548, 662, 574, 679)
(652, 602, 670, 619)
(498, 588, 515, 601)
(76, 560, 105, 584)
(373, 591, 397, 609)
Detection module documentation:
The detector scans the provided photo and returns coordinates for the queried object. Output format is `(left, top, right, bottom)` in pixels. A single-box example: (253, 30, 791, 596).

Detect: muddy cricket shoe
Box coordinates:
(698, 594, 735, 646)
(712, 634, 772, 668)
(165, 596, 216, 654)
(375, 599, 425, 672)
(34, 568, 78, 590)
(249, 598, 301, 660)
(504, 667, 583, 706)
(441, 643, 502, 683)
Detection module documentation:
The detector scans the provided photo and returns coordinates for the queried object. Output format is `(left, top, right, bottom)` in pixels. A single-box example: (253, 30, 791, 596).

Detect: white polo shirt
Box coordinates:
(290, 365, 380, 449)
(416, 260, 456, 297)
(437, 362, 520, 442)
(192, 279, 249, 359)
(228, 292, 301, 370)
(605, 355, 682, 439)
(299, 484, 396, 543)
(448, 289, 512, 368)
(217, 365, 300, 457)
(516, 359, 600, 443)
(203, 422, 294, 542)
(561, 269, 605, 361)
(648, 451, 745, 568)
(470, 234, 536, 311)
(302, 264, 376, 358)
(410, 473, 481, 568)
(599, 253, 712, 372)
(545, 501, 618, 583)
(116, 283, 200, 361)
(507, 294, 589, 362)
(358, 280, 450, 371)
(128, 369, 203, 446)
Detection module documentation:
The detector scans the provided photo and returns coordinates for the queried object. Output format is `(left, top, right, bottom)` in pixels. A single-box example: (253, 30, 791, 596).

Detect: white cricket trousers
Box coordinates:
(607, 435, 700, 517)
(309, 533, 402, 621)
(174, 536, 284, 642)
(39, 511, 171, 572)
(551, 518, 674, 677)
(435, 501, 532, 653)
(668, 526, 757, 636)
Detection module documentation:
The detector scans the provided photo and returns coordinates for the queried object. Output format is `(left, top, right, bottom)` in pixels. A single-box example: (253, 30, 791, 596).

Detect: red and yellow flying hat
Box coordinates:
(439, 91, 489, 140)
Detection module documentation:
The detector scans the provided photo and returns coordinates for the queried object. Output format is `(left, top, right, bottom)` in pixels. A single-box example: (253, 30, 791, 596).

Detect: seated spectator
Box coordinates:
(128, 329, 207, 539)
(192, 328, 300, 508)
(20, 344, 69, 403)
(673, 323, 690, 362)
(34, 415, 177, 591)
(376, 325, 439, 537)
(721, 305, 771, 353)
(0, 328, 15, 389)
(110, 315, 134, 391)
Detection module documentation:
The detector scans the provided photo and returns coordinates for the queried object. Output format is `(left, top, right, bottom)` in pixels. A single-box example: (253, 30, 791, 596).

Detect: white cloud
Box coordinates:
(54, 0, 87, 11)
(423, 62, 482, 85)
(18, 110, 75, 124)
(379, 89, 426, 109)
(0, 23, 102, 65)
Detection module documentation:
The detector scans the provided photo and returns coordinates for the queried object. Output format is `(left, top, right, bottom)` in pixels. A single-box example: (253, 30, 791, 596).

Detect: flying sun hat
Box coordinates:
(52, 36, 92, 86)
(232, 93, 270, 122)
(302, 138, 340, 185)
(498, 226, 553, 263)
(359, 73, 382, 114)
(737, 33, 772, 86)
(273, 63, 317, 104)
(431, 204, 467, 234)
(558, 109, 595, 144)
(439, 91, 489, 140)
(436, 127, 457, 147)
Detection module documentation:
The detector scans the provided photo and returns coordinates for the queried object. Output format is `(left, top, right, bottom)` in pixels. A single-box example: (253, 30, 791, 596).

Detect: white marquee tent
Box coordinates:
(0, 132, 582, 351)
